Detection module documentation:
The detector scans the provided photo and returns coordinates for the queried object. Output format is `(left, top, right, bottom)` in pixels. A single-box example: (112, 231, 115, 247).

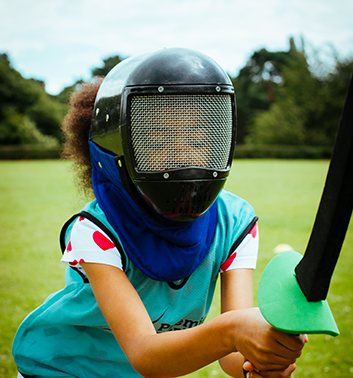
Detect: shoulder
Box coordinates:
(211, 190, 257, 262)
(216, 189, 256, 229)
(61, 201, 125, 275)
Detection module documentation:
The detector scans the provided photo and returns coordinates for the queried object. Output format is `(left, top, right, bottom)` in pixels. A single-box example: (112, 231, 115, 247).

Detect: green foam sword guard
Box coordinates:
(257, 250, 339, 336)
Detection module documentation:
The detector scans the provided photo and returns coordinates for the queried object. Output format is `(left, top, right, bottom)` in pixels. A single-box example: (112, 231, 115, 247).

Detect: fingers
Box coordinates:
(275, 332, 307, 355)
(260, 327, 307, 366)
(236, 309, 307, 372)
(244, 363, 296, 378)
(243, 360, 255, 371)
(242, 332, 306, 371)
(245, 336, 298, 371)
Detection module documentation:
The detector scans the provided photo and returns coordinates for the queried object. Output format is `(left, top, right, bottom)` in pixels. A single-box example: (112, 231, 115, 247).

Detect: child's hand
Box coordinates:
(234, 308, 307, 374)
(243, 360, 296, 378)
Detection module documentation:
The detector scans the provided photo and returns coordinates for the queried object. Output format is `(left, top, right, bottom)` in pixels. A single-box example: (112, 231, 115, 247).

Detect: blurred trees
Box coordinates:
(55, 80, 84, 105)
(234, 38, 353, 146)
(92, 55, 123, 76)
(0, 54, 67, 145)
(231, 47, 289, 144)
(0, 54, 124, 146)
(0, 43, 351, 148)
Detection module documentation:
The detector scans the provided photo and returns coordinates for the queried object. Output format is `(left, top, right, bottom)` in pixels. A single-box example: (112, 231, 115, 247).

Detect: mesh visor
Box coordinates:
(130, 95, 233, 172)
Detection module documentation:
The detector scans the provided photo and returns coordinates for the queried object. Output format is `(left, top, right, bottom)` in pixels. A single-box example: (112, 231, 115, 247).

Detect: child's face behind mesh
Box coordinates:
(143, 118, 210, 172)
(132, 105, 212, 173)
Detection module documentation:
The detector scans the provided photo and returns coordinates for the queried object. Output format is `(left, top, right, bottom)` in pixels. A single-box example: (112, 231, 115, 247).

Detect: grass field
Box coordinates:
(1, 159, 352, 377)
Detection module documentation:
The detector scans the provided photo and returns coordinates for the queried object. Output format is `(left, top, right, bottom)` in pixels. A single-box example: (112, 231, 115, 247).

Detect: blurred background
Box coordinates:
(1, 0, 353, 156)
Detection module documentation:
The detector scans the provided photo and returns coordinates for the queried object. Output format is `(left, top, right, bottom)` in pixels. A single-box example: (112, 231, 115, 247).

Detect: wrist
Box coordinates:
(217, 310, 243, 354)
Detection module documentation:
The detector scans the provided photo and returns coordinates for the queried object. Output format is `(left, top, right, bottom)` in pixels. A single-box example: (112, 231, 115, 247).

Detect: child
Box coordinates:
(13, 48, 306, 378)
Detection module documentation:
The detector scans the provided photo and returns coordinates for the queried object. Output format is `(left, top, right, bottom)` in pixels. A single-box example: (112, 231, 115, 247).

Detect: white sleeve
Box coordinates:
(220, 222, 259, 273)
(61, 216, 123, 275)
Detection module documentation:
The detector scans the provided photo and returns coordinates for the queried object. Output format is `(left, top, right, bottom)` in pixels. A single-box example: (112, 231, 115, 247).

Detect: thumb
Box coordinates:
(243, 360, 255, 371)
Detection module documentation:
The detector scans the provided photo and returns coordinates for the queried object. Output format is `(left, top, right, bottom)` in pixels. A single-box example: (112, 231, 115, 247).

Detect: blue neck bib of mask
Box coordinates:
(89, 141, 218, 282)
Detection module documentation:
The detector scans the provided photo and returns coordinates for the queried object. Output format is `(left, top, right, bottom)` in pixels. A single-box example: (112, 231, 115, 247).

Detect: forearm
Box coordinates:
(84, 263, 240, 377)
(125, 312, 238, 378)
(218, 269, 254, 377)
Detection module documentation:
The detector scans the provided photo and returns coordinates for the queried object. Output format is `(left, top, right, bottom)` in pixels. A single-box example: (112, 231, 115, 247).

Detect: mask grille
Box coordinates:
(130, 95, 233, 172)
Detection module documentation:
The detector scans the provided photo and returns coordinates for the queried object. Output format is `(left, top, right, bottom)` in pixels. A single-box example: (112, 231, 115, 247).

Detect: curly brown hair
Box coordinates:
(61, 77, 104, 197)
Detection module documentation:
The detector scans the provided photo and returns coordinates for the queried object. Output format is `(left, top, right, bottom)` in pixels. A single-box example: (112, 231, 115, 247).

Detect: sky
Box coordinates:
(1, 0, 353, 95)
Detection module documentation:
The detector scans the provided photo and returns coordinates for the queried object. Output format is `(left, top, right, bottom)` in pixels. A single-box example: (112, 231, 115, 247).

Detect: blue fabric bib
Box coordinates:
(89, 141, 217, 282)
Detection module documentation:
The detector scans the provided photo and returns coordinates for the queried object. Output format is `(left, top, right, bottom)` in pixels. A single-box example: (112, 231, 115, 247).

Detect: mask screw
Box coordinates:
(96, 108, 100, 116)
(216, 86, 221, 92)
(163, 173, 169, 179)
(158, 86, 164, 93)
(213, 172, 218, 177)
(106, 114, 109, 122)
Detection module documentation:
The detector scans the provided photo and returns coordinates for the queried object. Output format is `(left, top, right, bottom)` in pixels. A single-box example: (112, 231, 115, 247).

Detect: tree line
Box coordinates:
(1, 38, 352, 147)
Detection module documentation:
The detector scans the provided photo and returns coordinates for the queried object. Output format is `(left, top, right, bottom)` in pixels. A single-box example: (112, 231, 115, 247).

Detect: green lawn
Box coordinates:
(1, 160, 352, 377)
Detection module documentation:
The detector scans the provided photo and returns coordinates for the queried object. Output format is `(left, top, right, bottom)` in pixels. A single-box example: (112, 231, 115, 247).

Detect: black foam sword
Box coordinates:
(257, 74, 353, 336)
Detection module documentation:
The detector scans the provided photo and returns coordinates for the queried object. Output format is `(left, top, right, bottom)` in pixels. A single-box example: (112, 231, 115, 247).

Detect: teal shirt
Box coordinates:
(12, 190, 256, 378)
